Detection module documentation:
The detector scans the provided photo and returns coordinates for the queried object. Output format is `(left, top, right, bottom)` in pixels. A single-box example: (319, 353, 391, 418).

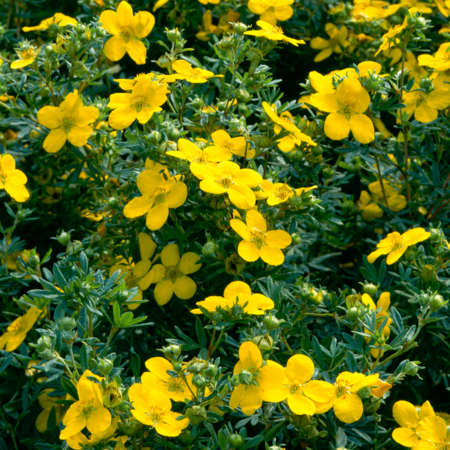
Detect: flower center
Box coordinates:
(217, 140, 233, 150)
(125, 271, 139, 288)
(270, 25, 283, 35)
(250, 229, 267, 249)
(218, 173, 235, 189)
(189, 68, 204, 79)
(168, 377, 186, 392)
(335, 379, 351, 398)
(390, 235, 405, 251)
(145, 408, 165, 425)
(18, 47, 37, 60)
(274, 185, 291, 200)
(132, 95, 148, 113)
(80, 399, 95, 417)
(165, 265, 180, 281)
(150, 186, 167, 204)
(62, 118, 75, 133)
(120, 26, 134, 42)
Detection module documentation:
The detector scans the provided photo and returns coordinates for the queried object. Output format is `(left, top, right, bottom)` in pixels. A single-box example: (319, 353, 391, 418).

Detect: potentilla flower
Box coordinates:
(368, 228, 431, 265)
(374, 13, 410, 56)
(153, 0, 170, 12)
(310, 23, 350, 62)
(402, 84, 450, 123)
(36, 389, 67, 433)
(114, 73, 180, 90)
(326, 372, 380, 423)
(261, 354, 335, 415)
(230, 209, 292, 265)
(108, 78, 169, 130)
(258, 180, 317, 205)
(109, 233, 157, 310)
(230, 341, 285, 415)
(10, 44, 39, 69)
(262, 102, 317, 146)
(150, 244, 202, 305)
(248, 0, 294, 25)
(99, 1, 155, 65)
(37, 92, 99, 153)
(211, 130, 255, 159)
(309, 78, 374, 144)
(0, 153, 30, 203)
(166, 138, 232, 175)
(142, 357, 196, 401)
(60, 378, 112, 439)
(392, 400, 435, 448)
(65, 419, 119, 450)
(128, 383, 189, 436)
(192, 161, 262, 209)
(191, 281, 274, 315)
(123, 166, 187, 230)
(198, 0, 220, 4)
(22, 13, 77, 32)
(0, 307, 43, 352)
(172, 59, 223, 83)
(244, 20, 305, 46)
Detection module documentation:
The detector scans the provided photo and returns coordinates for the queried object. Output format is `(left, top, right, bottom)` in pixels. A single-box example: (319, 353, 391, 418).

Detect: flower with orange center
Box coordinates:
(368, 228, 430, 265)
(172, 60, 223, 84)
(230, 209, 292, 265)
(100, 1, 155, 65)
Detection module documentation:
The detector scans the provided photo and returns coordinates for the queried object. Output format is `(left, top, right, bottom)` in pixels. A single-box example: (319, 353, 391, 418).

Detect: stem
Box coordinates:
(68, 344, 80, 377)
(224, 50, 237, 119)
(281, 334, 294, 354)
(106, 327, 117, 347)
(0, 406, 19, 450)
(209, 328, 225, 357)
(375, 155, 390, 209)
(428, 199, 450, 221)
(88, 312, 93, 338)
(180, 372, 197, 401)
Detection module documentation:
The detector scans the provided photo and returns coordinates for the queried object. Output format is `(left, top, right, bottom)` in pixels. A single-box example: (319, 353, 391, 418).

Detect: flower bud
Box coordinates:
(230, 374, 240, 386)
(229, 433, 244, 448)
(156, 55, 172, 69)
(190, 96, 204, 110)
(218, 36, 233, 50)
(107, 197, 119, 209)
(192, 374, 207, 389)
(263, 314, 280, 331)
(291, 233, 301, 245)
(231, 303, 243, 316)
(118, 418, 142, 435)
(236, 88, 251, 103)
(205, 364, 218, 378)
(251, 335, 274, 351)
(167, 127, 180, 140)
(61, 316, 77, 331)
(347, 306, 360, 321)
(238, 369, 253, 385)
(185, 405, 207, 425)
(322, 167, 334, 179)
(97, 358, 114, 376)
(429, 228, 442, 242)
(34, 336, 53, 358)
(167, 28, 181, 42)
(419, 265, 436, 283)
(430, 294, 446, 312)
(58, 231, 72, 246)
(245, 47, 263, 63)
(147, 131, 161, 145)
(363, 282, 378, 297)
(357, 386, 371, 399)
(233, 22, 248, 35)
(178, 430, 193, 446)
(404, 361, 420, 376)
(162, 344, 181, 361)
(202, 241, 219, 257)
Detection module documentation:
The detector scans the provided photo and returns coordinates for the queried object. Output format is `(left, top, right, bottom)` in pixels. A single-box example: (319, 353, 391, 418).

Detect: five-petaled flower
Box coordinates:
(108, 77, 169, 130)
(10, 44, 39, 69)
(248, 0, 294, 25)
(418, 42, 450, 71)
(191, 161, 263, 210)
(230, 209, 292, 265)
(128, 383, 189, 436)
(123, 162, 187, 231)
(172, 60, 223, 83)
(150, 244, 202, 305)
(37, 92, 99, 153)
(0, 153, 29, 203)
(100, 1, 155, 65)
(309, 77, 375, 144)
(244, 20, 305, 46)
(262, 354, 335, 415)
(211, 130, 255, 159)
(311, 23, 350, 62)
(368, 228, 430, 265)
(191, 281, 274, 315)
(23, 13, 77, 32)
(258, 180, 317, 205)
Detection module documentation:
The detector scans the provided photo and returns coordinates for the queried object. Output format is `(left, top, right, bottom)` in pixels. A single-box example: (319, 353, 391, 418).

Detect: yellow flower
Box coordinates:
(192, 161, 262, 209)
(114, 72, 180, 90)
(261, 354, 335, 415)
(375, 14, 409, 56)
(128, 383, 189, 436)
(435, 0, 450, 17)
(244, 21, 305, 46)
(361, 292, 392, 357)
(230, 341, 284, 415)
(109, 233, 157, 310)
(166, 138, 232, 174)
(392, 400, 435, 447)
(397, 0, 433, 13)
(81, 209, 113, 222)
(36, 389, 67, 433)
(415, 415, 448, 449)
(23, 13, 77, 32)
(37, 92, 99, 153)
(150, 244, 202, 305)
(262, 102, 316, 146)
(198, 0, 220, 4)
(402, 84, 450, 123)
(0, 307, 43, 352)
(310, 24, 350, 62)
(66, 419, 119, 450)
(357, 180, 407, 220)
(196, 10, 221, 41)
(211, 130, 255, 158)
(419, 43, 450, 73)
(60, 377, 111, 440)
(327, 372, 380, 423)
(153, 0, 170, 11)
(123, 162, 187, 230)
(10, 45, 39, 69)
(247, 0, 294, 25)
(368, 228, 430, 265)
(0, 153, 29, 203)
(108, 77, 169, 130)
(191, 281, 274, 315)
(142, 357, 196, 401)
(352, 0, 399, 20)
(230, 209, 292, 265)
(309, 78, 374, 144)
(258, 180, 317, 205)
(172, 59, 223, 83)
(100, 1, 155, 65)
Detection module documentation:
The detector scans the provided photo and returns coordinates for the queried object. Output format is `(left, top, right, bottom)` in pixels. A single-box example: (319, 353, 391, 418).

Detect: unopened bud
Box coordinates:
(263, 315, 280, 331)
(185, 405, 207, 425)
(97, 358, 114, 376)
(363, 282, 378, 297)
(238, 369, 253, 385)
(229, 433, 244, 448)
(251, 335, 273, 351)
(162, 344, 181, 361)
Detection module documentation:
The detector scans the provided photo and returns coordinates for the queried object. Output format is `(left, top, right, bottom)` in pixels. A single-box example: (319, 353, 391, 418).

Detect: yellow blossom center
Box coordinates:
(188, 68, 204, 79)
(335, 379, 351, 398)
(274, 185, 291, 201)
(217, 172, 235, 189)
(167, 376, 187, 393)
(149, 187, 167, 204)
(62, 118, 75, 133)
(79, 399, 95, 417)
(165, 265, 180, 280)
(284, 377, 304, 395)
(217, 140, 233, 150)
(18, 48, 37, 60)
(125, 271, 139, 288)
(132, 95, 148, 113)
(250, 229, 267, 249)
(119, 26, 135, 42)
(389, 234, 405, 252)
(145, 407, 165, 425)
